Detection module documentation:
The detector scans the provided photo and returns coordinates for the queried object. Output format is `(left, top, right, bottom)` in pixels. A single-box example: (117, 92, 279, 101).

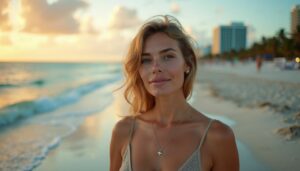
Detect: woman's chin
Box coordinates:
(150, 90, 176, 97)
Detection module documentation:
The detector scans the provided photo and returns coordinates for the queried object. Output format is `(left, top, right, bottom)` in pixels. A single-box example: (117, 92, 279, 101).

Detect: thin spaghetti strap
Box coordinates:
(128, 117, 136, 143)
(198, 119, 214, 149)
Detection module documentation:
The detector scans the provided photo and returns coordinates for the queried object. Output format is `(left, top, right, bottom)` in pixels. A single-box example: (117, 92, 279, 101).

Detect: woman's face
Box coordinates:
(139, 32, 189, 97)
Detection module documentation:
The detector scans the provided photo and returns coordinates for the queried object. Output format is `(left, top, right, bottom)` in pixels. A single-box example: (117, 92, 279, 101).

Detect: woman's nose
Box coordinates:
(152, 59, 162, 73)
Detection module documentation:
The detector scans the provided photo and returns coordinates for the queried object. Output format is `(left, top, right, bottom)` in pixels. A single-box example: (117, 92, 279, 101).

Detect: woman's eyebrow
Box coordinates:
(141, 53, 151, 57)
(142, 48, 176, 56)
(159, 48, 176, 54)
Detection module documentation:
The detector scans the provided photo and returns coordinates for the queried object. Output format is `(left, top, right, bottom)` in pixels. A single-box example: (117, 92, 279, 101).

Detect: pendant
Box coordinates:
(157, 150, 164, 157)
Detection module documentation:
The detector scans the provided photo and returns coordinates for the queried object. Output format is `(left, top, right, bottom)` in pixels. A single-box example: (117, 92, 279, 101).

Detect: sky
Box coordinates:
(0, 0, 299, 62)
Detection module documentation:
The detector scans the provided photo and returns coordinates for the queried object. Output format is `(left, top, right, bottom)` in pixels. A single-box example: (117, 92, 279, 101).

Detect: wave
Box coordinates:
(26, 137, 61, 171)
(0, 79, 45, 89)
(0, 76, 119, 127)
(30, 79, 45, 86)
(0, 83, 18, 88)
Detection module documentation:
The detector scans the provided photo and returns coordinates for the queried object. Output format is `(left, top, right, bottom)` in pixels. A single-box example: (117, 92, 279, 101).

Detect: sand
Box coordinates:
(192, 83, 300, 171)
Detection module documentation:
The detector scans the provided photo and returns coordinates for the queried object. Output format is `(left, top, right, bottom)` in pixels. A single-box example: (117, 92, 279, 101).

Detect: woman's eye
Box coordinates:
(141, 58, 151, 64)
(163, 55, 174, 60)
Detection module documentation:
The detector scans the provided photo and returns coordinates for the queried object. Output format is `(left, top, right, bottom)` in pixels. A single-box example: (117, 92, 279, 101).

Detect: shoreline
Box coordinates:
(34, 84, 125, 171)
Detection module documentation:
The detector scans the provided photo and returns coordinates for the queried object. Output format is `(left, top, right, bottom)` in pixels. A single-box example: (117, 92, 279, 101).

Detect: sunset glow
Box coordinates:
(0, 0, 298, 62)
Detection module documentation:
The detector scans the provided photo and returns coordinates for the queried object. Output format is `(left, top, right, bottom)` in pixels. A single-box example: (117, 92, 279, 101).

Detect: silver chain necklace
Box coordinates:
(151, 123, 166, 157)
(150, 106, 191, 158)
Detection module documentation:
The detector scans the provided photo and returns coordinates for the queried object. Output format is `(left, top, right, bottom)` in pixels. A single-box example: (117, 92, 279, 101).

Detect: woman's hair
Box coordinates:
(122, 15, 198, 115)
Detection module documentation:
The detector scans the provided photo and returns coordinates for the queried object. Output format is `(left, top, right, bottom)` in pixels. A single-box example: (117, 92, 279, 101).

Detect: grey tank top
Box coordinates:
(119, 118, 214, 171)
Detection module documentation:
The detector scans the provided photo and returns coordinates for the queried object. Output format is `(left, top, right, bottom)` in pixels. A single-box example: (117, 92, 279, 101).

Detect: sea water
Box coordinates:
(0, 62, 122, 171)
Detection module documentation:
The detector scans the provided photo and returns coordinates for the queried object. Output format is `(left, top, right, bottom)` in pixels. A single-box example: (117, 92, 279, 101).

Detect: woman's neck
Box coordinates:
(150, 93, 192, 127)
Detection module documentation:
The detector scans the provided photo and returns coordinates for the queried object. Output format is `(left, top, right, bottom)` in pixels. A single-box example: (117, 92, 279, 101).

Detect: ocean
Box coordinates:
(0, 62, 123, 171)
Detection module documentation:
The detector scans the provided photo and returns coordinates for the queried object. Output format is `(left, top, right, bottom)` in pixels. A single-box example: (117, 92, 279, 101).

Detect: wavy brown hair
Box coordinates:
(122, 15, 198, 115)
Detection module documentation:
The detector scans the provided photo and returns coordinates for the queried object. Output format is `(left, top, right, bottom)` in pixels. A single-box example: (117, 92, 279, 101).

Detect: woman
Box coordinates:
(110, 15, 239, 171)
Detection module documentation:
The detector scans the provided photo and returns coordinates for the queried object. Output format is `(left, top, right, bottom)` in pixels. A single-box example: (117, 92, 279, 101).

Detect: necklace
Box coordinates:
(150, 106, 192, 158)
(151, 123, 165, 157)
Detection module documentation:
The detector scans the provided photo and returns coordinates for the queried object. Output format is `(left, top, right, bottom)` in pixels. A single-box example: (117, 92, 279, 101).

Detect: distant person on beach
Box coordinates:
(110, 15, 239, 171)
(256, 56, 263, 72)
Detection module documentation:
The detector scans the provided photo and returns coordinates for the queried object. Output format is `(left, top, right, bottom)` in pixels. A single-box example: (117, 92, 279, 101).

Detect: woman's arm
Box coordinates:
(110, 118, 132, 171)
(208, 121, 240, 171)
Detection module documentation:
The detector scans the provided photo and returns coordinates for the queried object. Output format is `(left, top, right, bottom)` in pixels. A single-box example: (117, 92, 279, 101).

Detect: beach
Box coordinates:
(192, 84, 299, 171)
(195, 61, 300, 171)
(0, 61, 299, 171)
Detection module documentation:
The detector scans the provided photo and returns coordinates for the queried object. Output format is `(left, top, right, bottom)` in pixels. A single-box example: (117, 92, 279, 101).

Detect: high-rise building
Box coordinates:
(291, 5, 300, 34)
(212, 22, 247, 55)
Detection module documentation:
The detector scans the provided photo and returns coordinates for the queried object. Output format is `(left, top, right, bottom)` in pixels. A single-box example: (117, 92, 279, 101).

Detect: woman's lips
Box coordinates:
(149, 79, 171, 85)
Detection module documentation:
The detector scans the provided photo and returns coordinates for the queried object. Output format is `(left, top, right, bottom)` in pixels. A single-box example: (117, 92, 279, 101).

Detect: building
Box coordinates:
(212, 22, 247, 55)
(291, 5, 300, 34)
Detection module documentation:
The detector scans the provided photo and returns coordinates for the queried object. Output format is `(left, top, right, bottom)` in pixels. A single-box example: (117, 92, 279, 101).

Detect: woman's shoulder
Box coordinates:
(207, 119, 235, 142)
(206, 119, 237, 156)
(209, 119, 233, 134)
(112, 116, 135, 140)
(110, 116, 135, 155)
(205, 120, 239, 170)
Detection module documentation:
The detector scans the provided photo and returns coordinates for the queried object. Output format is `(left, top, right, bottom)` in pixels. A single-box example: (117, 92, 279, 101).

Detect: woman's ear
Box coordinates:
(184, 65, 190, 74)
(185, 69, 190, 74)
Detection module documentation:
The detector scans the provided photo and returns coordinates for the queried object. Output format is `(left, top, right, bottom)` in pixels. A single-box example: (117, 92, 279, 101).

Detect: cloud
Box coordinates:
(3, 32, 129, 62)
(21, 0, 90, 34)
(170, 3, 180, 14)
(108, 5, 142, 30)
(77, 15, 98, 34)
(0, 0, 11, 31)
